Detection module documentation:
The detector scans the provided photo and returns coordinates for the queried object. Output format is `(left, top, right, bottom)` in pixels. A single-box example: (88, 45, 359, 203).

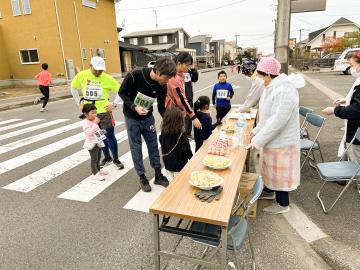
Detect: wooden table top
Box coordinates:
(150, 117, 255, 227)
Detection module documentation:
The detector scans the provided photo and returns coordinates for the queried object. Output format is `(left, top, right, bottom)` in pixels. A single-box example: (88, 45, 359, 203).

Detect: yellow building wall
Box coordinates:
(0, 1, 64, 79)
(57, 0, 121, 75)
(0, 27, 10, 80)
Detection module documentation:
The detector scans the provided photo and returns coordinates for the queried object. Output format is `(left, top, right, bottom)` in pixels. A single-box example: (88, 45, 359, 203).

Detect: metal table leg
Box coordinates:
(154, 214, 160, 270)
(220, 226, 227, 269)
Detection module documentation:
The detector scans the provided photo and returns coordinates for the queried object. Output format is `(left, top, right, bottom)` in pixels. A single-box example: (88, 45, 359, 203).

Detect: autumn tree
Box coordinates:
(321, 37, 344, 53)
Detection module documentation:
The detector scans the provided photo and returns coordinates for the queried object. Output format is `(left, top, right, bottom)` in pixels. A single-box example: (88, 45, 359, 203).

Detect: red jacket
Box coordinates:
(165, 72, 196, 119)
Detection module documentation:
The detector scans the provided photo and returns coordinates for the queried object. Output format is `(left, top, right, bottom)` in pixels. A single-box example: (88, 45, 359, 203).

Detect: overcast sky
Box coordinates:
(115, 0, 359, 54)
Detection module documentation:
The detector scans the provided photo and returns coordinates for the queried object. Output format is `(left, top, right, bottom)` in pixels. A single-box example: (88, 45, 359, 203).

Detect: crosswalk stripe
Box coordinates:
(0, 119, 69, 141)
(0, 119, 22, 126)
(123, 141, 196, 213)
(0, 122, 124, 175)
(2, 130, 129, 193)
(57, 133, 160, 202)
(0, 119, 44, 132)
(0, 122, 81, 155)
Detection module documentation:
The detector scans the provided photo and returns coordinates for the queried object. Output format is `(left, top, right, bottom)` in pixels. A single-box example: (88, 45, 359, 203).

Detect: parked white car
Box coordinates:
(333, 48, 360, 75)
(147, 61, 156, 68)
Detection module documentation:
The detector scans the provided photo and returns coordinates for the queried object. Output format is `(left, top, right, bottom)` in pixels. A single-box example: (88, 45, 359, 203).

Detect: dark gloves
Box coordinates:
(195, 186, 223, 202)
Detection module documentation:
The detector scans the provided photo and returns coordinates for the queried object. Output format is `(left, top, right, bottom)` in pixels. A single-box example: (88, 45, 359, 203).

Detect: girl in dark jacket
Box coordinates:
(159, 107, 193, 181)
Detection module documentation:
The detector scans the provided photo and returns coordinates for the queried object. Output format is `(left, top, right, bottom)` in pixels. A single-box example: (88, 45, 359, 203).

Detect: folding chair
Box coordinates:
(300, 113, 326, 170)
(189, 176, 264, 270)
(299, 106, 313, 138)
(315, 127, 360, 213)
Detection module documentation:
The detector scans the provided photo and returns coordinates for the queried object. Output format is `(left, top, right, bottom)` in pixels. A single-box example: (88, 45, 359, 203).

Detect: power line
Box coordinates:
(126, 0, 249, 26)
(116, 0, 201, 11)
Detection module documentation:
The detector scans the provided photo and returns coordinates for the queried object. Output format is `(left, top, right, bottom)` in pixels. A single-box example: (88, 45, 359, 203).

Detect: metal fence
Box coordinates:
(290, 58, 337, 71)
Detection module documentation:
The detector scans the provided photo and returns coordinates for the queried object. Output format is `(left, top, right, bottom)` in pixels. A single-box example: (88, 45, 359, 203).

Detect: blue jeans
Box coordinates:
(125, 115, 161, 176)
(102, 126, 119, 160)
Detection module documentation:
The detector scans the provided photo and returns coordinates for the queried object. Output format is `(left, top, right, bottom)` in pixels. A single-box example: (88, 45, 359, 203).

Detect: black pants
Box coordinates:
(89, 145, 101, 175)
(185, 116, 192, 136)
(264, 187, 289, 207)
(39, 85, 49, 108)
(216, 105, 231, 121)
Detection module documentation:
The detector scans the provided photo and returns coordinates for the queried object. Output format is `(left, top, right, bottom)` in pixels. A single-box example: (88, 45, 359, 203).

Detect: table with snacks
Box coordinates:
(150, 110, 256, 270)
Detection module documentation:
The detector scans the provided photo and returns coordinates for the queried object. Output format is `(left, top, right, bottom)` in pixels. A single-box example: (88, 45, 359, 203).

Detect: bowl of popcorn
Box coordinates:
(189, 170, 224, 190)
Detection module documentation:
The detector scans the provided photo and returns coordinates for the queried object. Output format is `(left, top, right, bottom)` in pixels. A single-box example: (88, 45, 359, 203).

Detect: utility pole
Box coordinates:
(234, 33, 240, 48)
(153, 10, 159, 29)
(298, 28, 305, 43)
(275, 0, 291, 74)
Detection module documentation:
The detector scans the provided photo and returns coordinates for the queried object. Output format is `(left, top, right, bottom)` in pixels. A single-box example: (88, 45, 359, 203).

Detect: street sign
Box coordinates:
(291, 0, 326, 13)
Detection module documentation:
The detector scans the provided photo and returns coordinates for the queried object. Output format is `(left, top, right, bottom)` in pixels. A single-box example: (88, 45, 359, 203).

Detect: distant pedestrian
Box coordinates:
(247, 57, 305, 215)
(165, 52, 202, 130)
(184, 66, 199, 137)
(80, 104, 108, 181)
(237, 60, 264, 112)
(34, 63, 52, 112)
(212, 71, 234, 121)
(194, 96, 221, 151)
(159, 107, 193, 181)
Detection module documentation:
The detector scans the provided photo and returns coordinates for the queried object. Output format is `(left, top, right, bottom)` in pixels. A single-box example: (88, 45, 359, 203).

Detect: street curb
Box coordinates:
(311, 237, 360, 270)
(0, 94, 72, 111)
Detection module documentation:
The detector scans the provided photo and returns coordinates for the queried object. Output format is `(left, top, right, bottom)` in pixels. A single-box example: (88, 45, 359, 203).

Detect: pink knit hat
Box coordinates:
(257, 57, 281, 76)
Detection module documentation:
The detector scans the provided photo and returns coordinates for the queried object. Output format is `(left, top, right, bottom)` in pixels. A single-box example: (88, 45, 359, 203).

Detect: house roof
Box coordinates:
(118, 41, 146, 51)
(306, 17, 360, 46)
(141, 43, 176, 52)
(189, 35, 211, 43)
(123, 28, 189, 38)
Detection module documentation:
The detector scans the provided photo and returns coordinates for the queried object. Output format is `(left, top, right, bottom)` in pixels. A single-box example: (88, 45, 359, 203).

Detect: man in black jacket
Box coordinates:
(119, 59, 176, 192)
(184, 68, 199, 137)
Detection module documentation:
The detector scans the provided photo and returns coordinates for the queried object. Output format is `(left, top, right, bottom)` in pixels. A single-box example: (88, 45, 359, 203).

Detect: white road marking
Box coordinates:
(0, 122, 123, 175)
(0, 119, 44, 132)
(3, 130, 128, 193)
(123, 141, 196, 213)
(0, 122, 81, 155)
(58, 133, 160, 202)
(0, 119, 69, 141)
(0, 119, 22, 126)
(283, 203, 328, 243)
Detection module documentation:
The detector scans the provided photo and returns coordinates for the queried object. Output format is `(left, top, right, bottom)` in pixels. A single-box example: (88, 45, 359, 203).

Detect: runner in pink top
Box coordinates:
(34, 63, 52, 112)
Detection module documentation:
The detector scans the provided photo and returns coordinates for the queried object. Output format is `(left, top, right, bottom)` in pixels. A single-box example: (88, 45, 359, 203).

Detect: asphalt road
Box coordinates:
(0, 68, 356, 270)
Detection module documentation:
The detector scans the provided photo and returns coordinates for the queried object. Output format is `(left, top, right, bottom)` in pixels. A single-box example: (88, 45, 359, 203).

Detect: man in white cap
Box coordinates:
(71, 56, 124, 170)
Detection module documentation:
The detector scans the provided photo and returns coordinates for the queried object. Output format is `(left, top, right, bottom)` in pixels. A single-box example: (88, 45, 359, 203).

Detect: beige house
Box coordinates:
(0, 0, 121, 87)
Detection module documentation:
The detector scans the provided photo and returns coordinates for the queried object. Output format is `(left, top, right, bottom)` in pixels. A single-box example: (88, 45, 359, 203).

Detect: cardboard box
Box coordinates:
(235, 172, 258, 218)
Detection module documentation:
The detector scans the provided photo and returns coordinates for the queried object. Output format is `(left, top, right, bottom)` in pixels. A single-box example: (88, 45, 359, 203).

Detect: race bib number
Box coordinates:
(84, 85, 103, 100)
(94, 129, 106, 142)
(216, 89, 228, 99)
(184, 73, 191, 82)
(134, 92, 156, 110)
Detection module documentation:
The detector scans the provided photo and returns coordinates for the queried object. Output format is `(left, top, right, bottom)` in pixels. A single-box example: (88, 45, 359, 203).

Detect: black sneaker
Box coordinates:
(113, 159, 124, 170)
(100, 157, 112, 168)
(154, 172, 169, 187)
(139, 175, 151, 192)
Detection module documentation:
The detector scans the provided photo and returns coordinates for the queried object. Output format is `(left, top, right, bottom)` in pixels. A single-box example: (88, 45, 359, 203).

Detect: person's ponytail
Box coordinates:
(193, 96, 210, 111)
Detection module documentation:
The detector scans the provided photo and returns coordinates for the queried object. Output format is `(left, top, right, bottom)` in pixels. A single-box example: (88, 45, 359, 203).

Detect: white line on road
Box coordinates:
(0, 122, 123, 175)
(57, 133, 160, 202)
(0, 119, 69, 141)
(0, 119, 44, 132)
(0, 119, 22, 126)
(123, 141, 196, 213)
(3, 130, 129, 193)
(0, 122, 82, 155)
(283, 203, 328, 243)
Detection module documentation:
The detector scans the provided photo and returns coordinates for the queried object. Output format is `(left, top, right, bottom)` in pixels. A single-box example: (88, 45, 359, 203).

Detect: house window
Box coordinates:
(22, 0, 31, 14)
(144, 37, 152, 45)
(11, 0, 21, 16)
(81, 48, 87, 60)
(19, 49, 39, 64)
(159, 35, 168, 44)
(90, 48, 94, 58)
(97, 48, 106, 59)
(82, 0, 97, 8)
(322, 34, 326, 40)
(333, 31, 337, 38)
(129, 38, 138, 45)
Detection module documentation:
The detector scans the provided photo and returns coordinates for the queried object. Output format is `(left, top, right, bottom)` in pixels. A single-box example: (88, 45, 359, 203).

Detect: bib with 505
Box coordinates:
(84, 85, 103, 101)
